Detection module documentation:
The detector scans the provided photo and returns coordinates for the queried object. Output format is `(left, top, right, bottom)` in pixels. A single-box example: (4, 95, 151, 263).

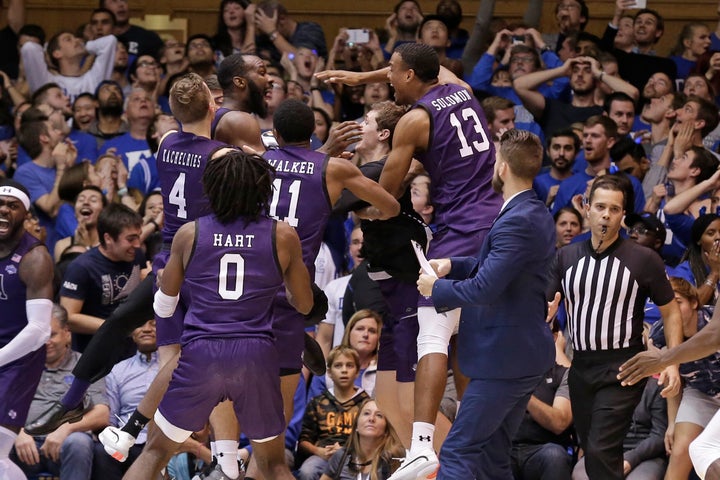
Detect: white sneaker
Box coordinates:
(99, 426, 136, 462)
(388, 449, 439, 480)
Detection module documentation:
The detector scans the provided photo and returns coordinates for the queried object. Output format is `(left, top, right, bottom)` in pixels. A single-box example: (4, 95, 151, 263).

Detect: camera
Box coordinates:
(511, 35, 525, 45)
(346, 28, 370, 47)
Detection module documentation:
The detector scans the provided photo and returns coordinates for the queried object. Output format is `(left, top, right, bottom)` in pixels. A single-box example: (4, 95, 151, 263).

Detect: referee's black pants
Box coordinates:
(569, 348, 646, 480)
(72, 273, 155, 382)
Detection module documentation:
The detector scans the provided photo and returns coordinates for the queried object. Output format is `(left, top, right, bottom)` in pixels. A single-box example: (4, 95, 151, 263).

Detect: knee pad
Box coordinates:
(689, 433, 720, 479)
(416, 307, 460, 360)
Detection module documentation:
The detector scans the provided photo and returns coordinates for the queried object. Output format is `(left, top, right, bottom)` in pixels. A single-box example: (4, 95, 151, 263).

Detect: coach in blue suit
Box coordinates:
(418, 129, 557, 480)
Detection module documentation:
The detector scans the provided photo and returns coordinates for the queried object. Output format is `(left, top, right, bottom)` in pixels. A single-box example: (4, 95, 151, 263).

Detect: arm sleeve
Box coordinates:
(85, 35, 117, 85)
(0, 299, 52, 368)
(468, 53, 498, 92)
(20, 41, 55, 93)
(432, 217, 539, 309)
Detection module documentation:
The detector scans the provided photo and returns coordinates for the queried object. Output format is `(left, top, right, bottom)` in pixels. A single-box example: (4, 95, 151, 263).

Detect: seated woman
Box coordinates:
(309, 309, 381, 399)
(320, 399, 405, 480)
(669, 214, 720, 306)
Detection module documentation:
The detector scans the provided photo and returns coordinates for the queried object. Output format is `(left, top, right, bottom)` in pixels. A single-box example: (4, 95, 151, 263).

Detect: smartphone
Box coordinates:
(347, 28, 370, 46)
(511, 35, 525, 45)
(629, 0, 647, 8)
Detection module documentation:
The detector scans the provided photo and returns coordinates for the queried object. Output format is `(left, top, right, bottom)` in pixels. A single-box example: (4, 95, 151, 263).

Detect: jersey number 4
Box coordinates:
(169, 173, 187, 219)
(449, 108, 491, 158)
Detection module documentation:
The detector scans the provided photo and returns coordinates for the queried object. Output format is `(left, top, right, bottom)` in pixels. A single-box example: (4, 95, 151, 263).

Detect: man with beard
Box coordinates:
(100, 0, 162, 63)
(515, 55, 637, 140)
(98, 88, 158, 195)
(533, 128, 579, 207)
(87, 81, 128, 145)
(0, 179, 54, 480)
(381, 0, 423, 60)
(551, 115, 646, 215)
(417, 130, 556, 480)
(185, 34, 216, 80)
(212, 53, 269, 153)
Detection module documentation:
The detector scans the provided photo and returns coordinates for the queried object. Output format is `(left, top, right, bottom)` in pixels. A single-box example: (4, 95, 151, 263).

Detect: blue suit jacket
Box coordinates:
(432, 190, 556, 379)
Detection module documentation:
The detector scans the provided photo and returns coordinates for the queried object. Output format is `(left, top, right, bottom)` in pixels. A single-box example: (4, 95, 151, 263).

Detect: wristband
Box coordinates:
(269, 30, 279, 42)
(154, 289, 180, 318)
(117, 187, 128, 197)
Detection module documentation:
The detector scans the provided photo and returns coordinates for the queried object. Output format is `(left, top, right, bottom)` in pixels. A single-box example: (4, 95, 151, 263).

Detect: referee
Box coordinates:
(548, 175, 683, 480)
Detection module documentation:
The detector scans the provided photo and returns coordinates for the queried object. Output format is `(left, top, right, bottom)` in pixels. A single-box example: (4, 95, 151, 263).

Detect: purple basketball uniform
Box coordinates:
(157, 131, 230, 246)
(155, 131, 231, 345)
(180, 214, 284, 343)
(263, 146, 331, 370)
(210, 107, 231, 140)
(413, 83, 502, 259)
(158, 214, 286, 438)
(0, 232, 47, 427)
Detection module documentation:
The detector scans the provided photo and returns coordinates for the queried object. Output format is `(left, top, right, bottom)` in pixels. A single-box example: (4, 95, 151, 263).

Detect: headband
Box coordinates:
(0, 186, 31, 210)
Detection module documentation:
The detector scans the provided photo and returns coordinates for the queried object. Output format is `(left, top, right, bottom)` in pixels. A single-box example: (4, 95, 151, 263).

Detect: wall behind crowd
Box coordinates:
(10, 0, 719, 58)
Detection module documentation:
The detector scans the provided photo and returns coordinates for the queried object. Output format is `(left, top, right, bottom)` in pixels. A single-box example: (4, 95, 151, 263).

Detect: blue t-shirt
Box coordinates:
(69, 129, 99, 164)
(13, 161, 58, 250)
(99, 133, 153, 173)
(552, 170, 645, 215)
(533, 172, 563, 205)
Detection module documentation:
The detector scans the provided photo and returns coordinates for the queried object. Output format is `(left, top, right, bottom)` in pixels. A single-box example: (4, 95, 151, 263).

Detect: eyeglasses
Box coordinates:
(628, 225, 650, 235)
(137, 61, 157, 68)
(510, 57, 535, 65)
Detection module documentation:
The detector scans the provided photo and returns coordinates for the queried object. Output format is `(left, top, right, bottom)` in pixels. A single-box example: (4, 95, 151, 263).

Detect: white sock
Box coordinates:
(409, 422, 435, 454)
(0, 426, 25, 479)
(215, 439, 239, 478)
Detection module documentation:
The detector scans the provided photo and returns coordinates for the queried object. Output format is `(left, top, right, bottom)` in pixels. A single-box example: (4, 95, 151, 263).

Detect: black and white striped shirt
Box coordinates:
(549, 237, 674, 352)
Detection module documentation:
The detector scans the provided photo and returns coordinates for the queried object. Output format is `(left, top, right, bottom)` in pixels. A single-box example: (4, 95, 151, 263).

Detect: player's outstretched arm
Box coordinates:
(379, 109, 429, 198)
(0, 246, 53, 367)
(326, 159, 399, 220)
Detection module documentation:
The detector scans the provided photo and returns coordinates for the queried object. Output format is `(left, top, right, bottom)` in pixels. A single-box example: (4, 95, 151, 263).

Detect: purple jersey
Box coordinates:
(157, 131, 230, 245)
(413, 83, 502, 234)
(0, 232, 43, 346)
(181, 215, 284, 343)
(263, 146, 331, 275)
(210, 107, 231, 140)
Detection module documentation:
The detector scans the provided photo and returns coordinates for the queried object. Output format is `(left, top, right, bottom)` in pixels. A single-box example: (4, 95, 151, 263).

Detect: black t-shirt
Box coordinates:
(0, 26, 19, 79)
(540, 98, 602, 140)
